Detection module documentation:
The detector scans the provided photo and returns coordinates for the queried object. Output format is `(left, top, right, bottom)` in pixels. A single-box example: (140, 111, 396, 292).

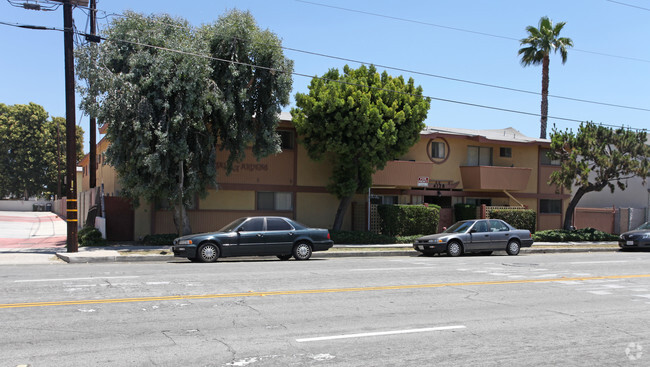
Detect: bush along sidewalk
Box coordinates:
(533, 227, 618, 242)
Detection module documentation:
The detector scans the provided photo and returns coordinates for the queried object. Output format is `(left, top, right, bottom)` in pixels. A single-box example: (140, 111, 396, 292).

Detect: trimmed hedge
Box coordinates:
(377, 204, 440, 236)
(78, 226, 106, 246)
(533, 227, 618, 242)
(141, 233, 178, 246)
(330, 231, 420, 244)
(488, 209, 536, 233)
(454, 203, 476, 221)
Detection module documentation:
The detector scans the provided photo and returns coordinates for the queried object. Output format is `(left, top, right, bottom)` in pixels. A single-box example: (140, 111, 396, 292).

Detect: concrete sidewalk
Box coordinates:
(47, 242, 622, 264)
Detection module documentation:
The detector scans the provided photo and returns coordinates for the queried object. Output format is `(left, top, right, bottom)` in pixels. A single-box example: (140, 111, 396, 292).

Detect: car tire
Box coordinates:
(447, 241, 462, 257)
(277, 254, 292, 261)
(293, 242, 312, 260)
(506, 240, 521, 256)
(197, 243, 220, 263)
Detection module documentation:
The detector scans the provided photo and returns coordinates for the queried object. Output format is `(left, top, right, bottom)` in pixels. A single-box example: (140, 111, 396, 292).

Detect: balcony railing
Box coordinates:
(460, 165, 531, 191)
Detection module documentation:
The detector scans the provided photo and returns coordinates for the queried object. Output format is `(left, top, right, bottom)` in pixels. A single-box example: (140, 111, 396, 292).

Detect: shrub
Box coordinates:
(488, 209, 536, 233)
(533, 227, 618, 242)
(454, 203, 477, 221)
(377, 204, 440, 236)
(141, 233, 178, 246)
(78, 226, 106, 246)
(330, 231, 420, 244)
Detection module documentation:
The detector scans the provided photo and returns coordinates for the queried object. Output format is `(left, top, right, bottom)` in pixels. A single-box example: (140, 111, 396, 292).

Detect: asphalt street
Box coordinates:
(1, 251, 649, 366)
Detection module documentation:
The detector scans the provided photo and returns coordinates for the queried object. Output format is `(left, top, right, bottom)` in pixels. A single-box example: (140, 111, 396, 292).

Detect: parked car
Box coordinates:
(413, 219, 533, 257)
(172, 216, 334, 262)
(619, 222, 650, 250)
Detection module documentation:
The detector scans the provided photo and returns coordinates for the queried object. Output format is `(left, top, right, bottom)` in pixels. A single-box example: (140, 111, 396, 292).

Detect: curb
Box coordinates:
(53, 246, 620, 263)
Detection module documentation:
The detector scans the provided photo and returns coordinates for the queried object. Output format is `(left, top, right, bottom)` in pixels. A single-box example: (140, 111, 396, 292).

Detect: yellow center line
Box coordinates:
(2, 273, 650, 309)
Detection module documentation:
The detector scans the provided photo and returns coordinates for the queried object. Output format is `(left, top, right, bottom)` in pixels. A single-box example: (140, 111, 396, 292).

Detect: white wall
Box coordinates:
(0, 200, 52, 211)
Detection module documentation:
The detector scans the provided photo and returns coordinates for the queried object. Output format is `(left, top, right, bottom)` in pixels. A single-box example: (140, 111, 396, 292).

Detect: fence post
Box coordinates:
(481, 204, 487, 219)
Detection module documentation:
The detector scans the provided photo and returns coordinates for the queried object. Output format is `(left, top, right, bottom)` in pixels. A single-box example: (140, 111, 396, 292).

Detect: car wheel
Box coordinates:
(293, 242, 312, 260)
(277, 254, 292, 261)
(197, 243, 220, 263)
(447, 241, 462, 257)
(506, 240, 521, 256)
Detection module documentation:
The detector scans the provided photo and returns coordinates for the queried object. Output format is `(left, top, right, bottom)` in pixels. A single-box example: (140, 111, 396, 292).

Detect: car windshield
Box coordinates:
(444, 221, 474, 234)
(218, 218, 247, 232)
(634, 222, 650, 230)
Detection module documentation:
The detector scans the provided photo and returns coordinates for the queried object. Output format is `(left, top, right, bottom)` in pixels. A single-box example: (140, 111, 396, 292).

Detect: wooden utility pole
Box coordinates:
(63, 0, 78, 252)
(89, 0, 97, 189)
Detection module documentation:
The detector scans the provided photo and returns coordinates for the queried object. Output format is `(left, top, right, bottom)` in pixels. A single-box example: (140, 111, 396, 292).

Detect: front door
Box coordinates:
(467, 220, 491, 251)
(234, 217, 266, 256)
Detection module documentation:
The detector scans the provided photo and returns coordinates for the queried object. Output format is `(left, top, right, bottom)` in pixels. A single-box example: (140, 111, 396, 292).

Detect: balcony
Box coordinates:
(372, 161, 433, 187)
(460, 165, 531, 191)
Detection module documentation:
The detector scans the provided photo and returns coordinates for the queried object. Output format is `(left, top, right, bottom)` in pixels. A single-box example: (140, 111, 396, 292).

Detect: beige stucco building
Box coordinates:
(78, 113, 569, 240)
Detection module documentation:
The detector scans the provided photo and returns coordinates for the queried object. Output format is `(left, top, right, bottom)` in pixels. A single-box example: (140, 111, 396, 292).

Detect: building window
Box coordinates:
(540, 149, 561, 166)
(431, 141, 446, 159)
(466, 198, 492, 207)
(500, 147, 512, 158)
(540, 199, 562, 214)
(467, 146, 493, 166)
(370, 195, 398, 205)
(257, 192, 293, 211)
(279, 130, 295, 150)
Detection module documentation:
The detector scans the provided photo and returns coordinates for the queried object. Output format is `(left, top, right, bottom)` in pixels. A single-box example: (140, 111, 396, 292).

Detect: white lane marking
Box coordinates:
(14, 276, 140, 283)
(296, 325, 466, 342)
(350, 267, 434, 271)
(588, 290, 613, 295)
(569, 261, 628, 265)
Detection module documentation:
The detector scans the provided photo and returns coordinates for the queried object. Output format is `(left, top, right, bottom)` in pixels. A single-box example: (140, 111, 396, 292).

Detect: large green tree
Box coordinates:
(76, 10, 293, 235)
(518, 16, 573, 139)
(0, 103, 83, 200)
(292, 65, 431, 231)
(548, 122, 650, 230)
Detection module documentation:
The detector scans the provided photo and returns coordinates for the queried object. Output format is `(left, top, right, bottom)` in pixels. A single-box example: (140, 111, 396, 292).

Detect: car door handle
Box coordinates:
(288, 232, 294, 236)
(257, 233, 263, 237)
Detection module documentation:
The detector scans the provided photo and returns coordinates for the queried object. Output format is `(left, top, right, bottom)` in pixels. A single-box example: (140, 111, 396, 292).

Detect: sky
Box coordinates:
(1, 0, 649, 154)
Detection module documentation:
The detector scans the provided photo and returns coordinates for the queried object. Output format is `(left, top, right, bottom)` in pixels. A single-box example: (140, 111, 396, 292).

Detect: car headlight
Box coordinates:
(177, 239, 193, 245)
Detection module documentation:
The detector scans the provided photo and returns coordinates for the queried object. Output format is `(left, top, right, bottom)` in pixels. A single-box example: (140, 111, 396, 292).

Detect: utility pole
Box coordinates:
(88, 0, 96, 189)
(63, 0, 78, 252)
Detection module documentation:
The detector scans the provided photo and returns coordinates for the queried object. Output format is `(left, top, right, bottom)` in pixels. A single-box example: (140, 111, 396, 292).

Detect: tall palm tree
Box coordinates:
(518, 16, 573, 139)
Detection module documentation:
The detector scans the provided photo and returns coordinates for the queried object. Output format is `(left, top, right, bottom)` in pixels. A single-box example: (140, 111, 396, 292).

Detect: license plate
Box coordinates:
(418, 245, 424, 250)
(627, 241, 634, 246)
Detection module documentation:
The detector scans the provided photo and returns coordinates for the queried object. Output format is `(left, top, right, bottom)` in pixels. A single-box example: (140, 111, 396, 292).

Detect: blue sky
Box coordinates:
(1, 0, 649, 154)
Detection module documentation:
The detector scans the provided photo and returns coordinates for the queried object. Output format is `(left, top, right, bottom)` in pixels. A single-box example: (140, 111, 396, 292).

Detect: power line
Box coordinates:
(50, 7, 650, 114)
(606, 0, 650, 12)
(296, 0, 650, 64)
(1, 19, 647, 132)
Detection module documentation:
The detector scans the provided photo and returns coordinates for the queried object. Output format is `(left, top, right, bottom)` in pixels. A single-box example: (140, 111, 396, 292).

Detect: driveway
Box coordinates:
(0, 211, 66, 249)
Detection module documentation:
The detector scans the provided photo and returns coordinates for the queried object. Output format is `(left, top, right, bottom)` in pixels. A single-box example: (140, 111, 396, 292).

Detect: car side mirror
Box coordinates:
(469, 229, 477, 233)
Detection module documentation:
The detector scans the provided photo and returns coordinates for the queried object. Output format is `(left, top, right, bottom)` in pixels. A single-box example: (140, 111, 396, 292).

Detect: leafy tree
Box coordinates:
(0, 103, 82, 199)
(76, 10, 293, 235)
(518, 16, 573, 139)
(292, 65, 431, 231)
(548, 122, 650, 230)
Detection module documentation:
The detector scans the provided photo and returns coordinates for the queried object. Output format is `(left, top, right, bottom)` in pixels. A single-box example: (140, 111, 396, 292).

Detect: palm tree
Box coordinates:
(518, 16, 573, 139)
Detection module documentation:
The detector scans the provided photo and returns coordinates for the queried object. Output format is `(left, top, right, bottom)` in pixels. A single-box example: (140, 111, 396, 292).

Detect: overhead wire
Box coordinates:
(63, 4, 650, 113)
(295, 0, 650, 64)
(1, 7, 647, 132)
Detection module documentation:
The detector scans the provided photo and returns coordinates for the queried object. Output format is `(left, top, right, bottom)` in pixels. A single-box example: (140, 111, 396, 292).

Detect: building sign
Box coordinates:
(216, 162, 269, 173)
(417, 177, 429, 187)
